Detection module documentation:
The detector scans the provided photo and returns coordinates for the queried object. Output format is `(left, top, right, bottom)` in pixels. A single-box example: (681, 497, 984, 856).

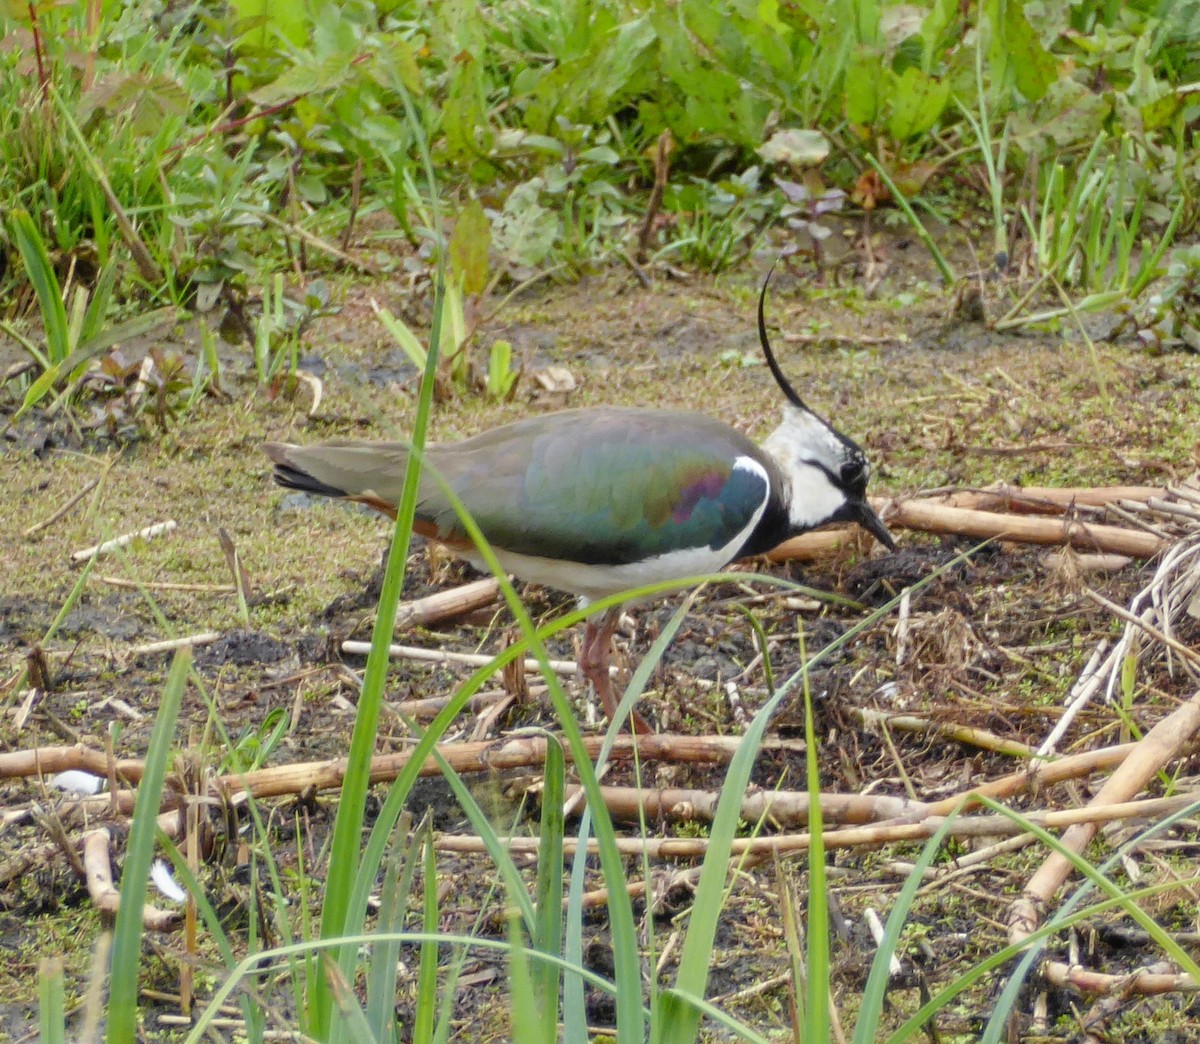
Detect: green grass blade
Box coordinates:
(977, 793, 1200, 1043)
(107, 649, 189, 1044)
(425, 739, 538, 932)
(39, 958, 65, 1044)
(801, 632, 829, 1042)
(320, 57, 450, 1032)
(508, 917, 547, 1043)
(534, 735, 565, 1038)
(326, 956, 382, 1043)
(366, 815, 415, 1044)
(9, 209, 70, 365)
(373, 459, 651, 1039)
(322, 147, 446, 1041)
(413, 829, 440, 1044)
(160, 831, 263, 1035)
(882, 796, 1200, 1043)
(655, 988, 770, 1043)
(1129, 193, 1186, 296)
(372, 301, 430, 370)
(563, 594, 699, 1042)
(654, 676, 798, 1041)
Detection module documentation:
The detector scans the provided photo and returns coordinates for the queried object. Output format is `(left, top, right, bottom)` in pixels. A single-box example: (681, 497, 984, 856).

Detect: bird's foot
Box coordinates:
(588, 668, 654, 735)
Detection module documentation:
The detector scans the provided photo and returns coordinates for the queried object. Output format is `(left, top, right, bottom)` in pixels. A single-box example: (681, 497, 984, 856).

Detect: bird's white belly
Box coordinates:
(462, 536, 748, 604)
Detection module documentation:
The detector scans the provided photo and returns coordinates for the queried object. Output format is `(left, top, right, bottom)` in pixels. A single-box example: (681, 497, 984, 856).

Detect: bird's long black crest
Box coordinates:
(757, 263, 809, 412)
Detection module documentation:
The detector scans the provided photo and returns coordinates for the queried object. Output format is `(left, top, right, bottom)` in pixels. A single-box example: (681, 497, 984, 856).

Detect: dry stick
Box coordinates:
(767, 498, 1168, 562)
(24, 474, 104, 538)
(0, 745, 148, 785)
(11, 750, 1190, 893)
(864, 908, 903, 976)
(71, 520, 177, 565)
(885, 834, 1039, 884)
(77, 934, 111, 1044)
(1169, 481, 1200, 506)
(923, 742, 1144, 817)
(0, 733, 1140, 812)
(553, 785, 926, 828)
(1037, 640, 1115, 757)
(341, 640, 606, 678)
(1148, 496, 1200, 521)
(222, 733, 798, 801)
(84, 155, 162, 284)
(1102, 540, 1200, 702)
(853, 707, 1036, 758)
(932, 484, 1165, 515)
(882, 499, 1169, 557)
(1110, 499, 1176, 539)
(82, 826, 180, 931)
(260, 212, 382, 275)
(1082, 586, 1200, 671)
(391, 687, 524, 723)
(0, 809, 137, 888)
(894, 589, 912, 668)
(129, 633, 221, 657)
(98, 577, 236, 594)
(1008, 687, 1200, 954)
(433, 792, 1200, 861)
(217, 527, 253, 604)
(1041, 959, 1199, 997)
(1040, 551, 1132, 574)
(764, 529, 862, 562)
(394, 578, 502, 631)
(635, 128, 673, 263)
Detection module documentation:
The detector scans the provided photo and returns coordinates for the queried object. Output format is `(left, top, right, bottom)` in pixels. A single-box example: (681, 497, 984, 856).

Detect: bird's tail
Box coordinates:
(262, 441, 412, 517)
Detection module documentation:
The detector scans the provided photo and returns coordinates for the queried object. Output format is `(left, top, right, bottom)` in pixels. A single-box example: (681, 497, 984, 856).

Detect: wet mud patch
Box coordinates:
(194, 629, 293, 668)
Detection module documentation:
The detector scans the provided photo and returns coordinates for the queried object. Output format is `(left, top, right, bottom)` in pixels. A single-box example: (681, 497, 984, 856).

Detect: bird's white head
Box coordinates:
(762, 403, 874, 530)
(757, 271, 895, 550)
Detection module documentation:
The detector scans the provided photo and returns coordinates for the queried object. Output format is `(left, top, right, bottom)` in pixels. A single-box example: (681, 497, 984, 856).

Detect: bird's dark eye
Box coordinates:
(840, 459, 868, 494)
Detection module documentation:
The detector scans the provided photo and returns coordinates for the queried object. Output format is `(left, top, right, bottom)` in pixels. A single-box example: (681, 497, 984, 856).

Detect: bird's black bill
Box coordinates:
(857, 502, 897, 551)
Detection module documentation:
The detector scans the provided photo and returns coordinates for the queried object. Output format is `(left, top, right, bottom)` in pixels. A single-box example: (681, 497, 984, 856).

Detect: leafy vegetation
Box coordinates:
(1, 0, 1196, 396)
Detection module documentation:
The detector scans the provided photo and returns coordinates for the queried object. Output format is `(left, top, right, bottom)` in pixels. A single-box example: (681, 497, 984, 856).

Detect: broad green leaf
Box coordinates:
(442, 58, 493, 160)
(387, 36, 422, 96)
(886, 66, 950, 140)
(228, 0, 308, 49)
(449, 199, 491, 296)
(920, 0, 960, 71)
(996, 1, 1058, 102)
(1010, 78, 1111, 152)
(844, 47, 883, 125)
(493, 183, 559, 269)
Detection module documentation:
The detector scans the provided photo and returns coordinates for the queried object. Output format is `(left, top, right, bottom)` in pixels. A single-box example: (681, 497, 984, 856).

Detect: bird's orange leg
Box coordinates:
(580, 607, 653, 735)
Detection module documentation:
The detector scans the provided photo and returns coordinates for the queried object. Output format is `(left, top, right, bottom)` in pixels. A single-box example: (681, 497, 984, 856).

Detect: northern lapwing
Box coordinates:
(264, 275, 895, 732)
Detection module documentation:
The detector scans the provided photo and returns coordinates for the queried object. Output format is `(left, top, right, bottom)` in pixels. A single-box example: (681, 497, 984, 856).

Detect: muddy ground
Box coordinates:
(2, 249, 1200, 1040)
